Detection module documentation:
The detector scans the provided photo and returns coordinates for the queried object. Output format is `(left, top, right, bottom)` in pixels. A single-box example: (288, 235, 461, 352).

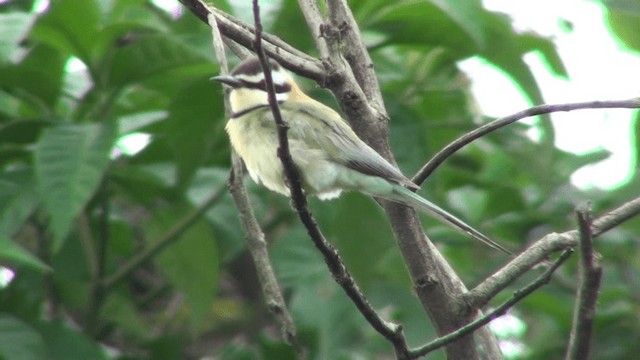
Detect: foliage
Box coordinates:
(0, 0, 638, 359)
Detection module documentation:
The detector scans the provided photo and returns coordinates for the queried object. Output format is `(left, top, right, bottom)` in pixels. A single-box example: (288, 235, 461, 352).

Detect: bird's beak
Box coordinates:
(210, 75, 243, 88)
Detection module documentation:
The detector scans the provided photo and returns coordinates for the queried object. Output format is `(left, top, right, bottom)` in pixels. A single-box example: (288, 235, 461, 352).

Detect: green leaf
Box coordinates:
(0, 12, 37, 64)
(0, 169, 38, 238)
(187, 168, 244, 261)
(367, 0, 485, 55)
(0, 239, 49, 272)
(36, 321, 108, 360)
(634, 111, 640, 164)
(148, 204, 220, 329)
(0, 45, 66, 112)
(118, 110, 168, 134)
(478, 11, 559, 147)
(101, 293, 150, 338)
(603, 0, 640, 51)
(107, 33, 212, 88)
(316, 193, 395, 285)
(109, 163, 171, 205)
(167, 78, 224, 188)
(30, 0, 101, 68)
(479, 12, 546, 104)
(271, 227, 328, 288)
(0, 313, 46, 360)
(34, 122, 117, 249)
(0, 120, 51, 144)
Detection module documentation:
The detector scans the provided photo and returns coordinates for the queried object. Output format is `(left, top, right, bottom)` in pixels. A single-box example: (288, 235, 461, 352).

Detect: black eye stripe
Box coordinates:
(241, 79, 291, 93)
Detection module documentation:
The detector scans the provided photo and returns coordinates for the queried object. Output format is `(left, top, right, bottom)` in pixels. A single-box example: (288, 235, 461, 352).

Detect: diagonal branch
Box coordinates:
(179, 0, 324, 80)
(565, 206, 603, 360)
(410, 248, 574, 358)
(467, 196, 640, 308)
(412, 98, 640, 185)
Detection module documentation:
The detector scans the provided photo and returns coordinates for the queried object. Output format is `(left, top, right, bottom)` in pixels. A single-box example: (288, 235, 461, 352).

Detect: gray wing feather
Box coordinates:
(275, 101, 418, 190)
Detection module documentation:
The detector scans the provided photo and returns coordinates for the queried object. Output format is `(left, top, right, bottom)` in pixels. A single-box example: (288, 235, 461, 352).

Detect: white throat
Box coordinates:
(228, 87, 289, 116)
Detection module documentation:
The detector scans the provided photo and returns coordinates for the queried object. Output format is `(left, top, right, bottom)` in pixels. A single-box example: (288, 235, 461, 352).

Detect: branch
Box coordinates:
(565, 206, 603, 360)
(467, 196, 640, 308)
(296, 0, 330, 58)
(412, 98, 640, 185)
(102, 186, 226, 290)
(410, 248, 574, 358)
(208, 13, 303, 355)
(325, 0, 385, 108)
(228, 155, 304, 355)
(179, 0, 324, 80)
(251, 1, 412, 358)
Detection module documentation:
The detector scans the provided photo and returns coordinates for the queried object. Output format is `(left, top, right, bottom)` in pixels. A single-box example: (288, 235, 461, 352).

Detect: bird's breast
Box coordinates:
(225, 111, 344, 199)
(226, 114, 290, 195)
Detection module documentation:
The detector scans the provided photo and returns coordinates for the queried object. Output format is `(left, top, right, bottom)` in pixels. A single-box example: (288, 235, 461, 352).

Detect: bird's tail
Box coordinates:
(391, 186, 512, 255)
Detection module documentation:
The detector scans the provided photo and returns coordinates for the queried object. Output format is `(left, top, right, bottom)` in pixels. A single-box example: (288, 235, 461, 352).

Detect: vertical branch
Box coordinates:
(208, 13, 304, 356)
(565, 206, 603, 360)
(325, 0, 385, 108)
(296, 0, 330, 59)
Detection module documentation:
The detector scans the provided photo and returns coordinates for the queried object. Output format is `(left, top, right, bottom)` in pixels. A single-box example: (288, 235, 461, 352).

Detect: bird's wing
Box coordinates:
(269, 101, 419, 190)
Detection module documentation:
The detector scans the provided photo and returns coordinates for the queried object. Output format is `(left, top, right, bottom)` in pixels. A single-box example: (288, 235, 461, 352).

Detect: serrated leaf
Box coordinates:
(0, 314, 46, 360)
(34, 122, 117, 249)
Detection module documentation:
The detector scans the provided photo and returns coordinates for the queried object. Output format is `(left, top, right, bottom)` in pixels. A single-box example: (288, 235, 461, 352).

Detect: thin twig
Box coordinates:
(208, 13, 304, 356)
(467, 196, 640, 308)
(102, 186, 226, 290)
(565, 206, 603, 360)
(229, 154, 305, 355)
(413, 98, 640, 185)
(251, 1, 411, 357)
(410, 249, 574, 358)
(296, 0, 330, 58)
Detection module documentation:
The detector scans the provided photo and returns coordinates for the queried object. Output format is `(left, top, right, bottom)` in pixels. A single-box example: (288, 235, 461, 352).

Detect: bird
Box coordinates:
(212, 56, 511, 255)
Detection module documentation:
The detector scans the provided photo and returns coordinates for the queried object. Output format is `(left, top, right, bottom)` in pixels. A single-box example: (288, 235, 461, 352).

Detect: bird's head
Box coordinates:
(212, 57, 301, 116)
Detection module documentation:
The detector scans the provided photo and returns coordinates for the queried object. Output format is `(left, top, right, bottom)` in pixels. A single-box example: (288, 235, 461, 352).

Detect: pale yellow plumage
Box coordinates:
(214, 57, 511, 255)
